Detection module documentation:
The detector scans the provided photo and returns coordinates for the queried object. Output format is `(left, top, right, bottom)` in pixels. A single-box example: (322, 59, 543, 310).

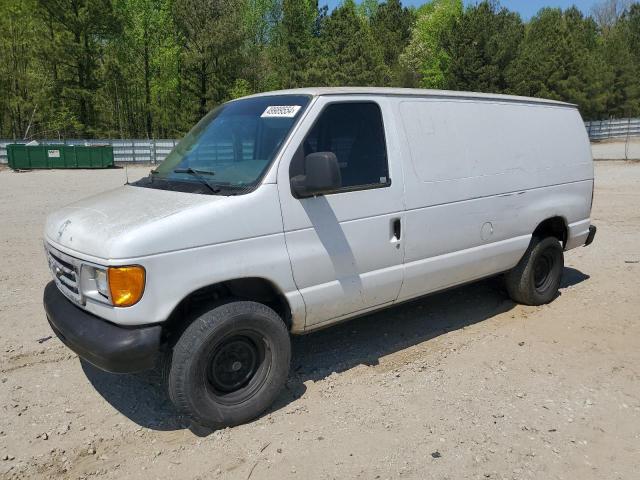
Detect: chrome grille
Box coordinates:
(46, 245, 82, 304)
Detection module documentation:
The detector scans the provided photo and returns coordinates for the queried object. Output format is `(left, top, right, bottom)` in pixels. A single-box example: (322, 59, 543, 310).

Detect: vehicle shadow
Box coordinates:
(276, 276, 512, 401)
(560, 266, 590, 288)
(81, 267, 589, 433)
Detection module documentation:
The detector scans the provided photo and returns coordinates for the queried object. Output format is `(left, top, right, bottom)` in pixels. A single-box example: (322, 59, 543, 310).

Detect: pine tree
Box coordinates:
(173, 0, 246, 123)
(370, 0, 416, 86)
(241, 0, 281, 93)
(0, 0, 42, 139)
(443, 1, 524, 93)
(627, 3, 640, 61)
(270, 0, 319, 89)
(317, 0, 388, 87)
(37, 0, 121, 136)
(2, 0, 640, 138)
(599, 3, 640, 117)
(507, 7, 606, 119)
(102, 0, 179, 138)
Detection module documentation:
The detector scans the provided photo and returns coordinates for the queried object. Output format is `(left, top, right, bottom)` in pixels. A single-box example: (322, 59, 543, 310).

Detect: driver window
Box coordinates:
(290, 102, 390, 191)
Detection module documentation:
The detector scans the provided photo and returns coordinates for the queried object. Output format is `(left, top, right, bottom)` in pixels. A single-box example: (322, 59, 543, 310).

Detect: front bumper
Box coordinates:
(43, 281, 161, 373)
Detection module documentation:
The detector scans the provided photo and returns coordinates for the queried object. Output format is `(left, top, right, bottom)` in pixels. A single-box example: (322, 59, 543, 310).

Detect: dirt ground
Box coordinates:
(591, 138, 640, 161)
(0, 162, 638, 480)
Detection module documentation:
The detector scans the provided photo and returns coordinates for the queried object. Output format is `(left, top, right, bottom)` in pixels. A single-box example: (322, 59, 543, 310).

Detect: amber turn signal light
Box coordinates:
(108, 266, 145, 307)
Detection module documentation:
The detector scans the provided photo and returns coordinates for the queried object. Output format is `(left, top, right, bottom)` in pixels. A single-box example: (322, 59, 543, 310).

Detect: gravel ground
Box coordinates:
(0, 162, 639, 480)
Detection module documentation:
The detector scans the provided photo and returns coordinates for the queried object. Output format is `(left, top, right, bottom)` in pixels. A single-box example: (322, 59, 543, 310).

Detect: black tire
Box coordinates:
(168, 301, 290, 428)
(505, 236, 564, 306)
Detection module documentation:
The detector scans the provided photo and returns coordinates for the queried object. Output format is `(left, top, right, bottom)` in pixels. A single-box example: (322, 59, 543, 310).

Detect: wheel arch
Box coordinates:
(533, 216, 568, 248)
(161, 277, 293, 346)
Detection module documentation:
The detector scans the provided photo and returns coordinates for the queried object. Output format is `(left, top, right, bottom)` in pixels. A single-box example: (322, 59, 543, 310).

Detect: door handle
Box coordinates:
(392, 218, 401, 241)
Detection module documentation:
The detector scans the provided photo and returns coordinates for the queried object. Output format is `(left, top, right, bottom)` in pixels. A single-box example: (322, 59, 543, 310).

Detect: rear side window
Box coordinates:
(290, 102, 389, 191)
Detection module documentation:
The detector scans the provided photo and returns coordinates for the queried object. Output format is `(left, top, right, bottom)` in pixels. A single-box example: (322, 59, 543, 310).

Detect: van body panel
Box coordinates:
(283, 210, 405, 323)
(244, 87, 575, 109)
(42, 87, 595, 335)
(393, 98, 593, 302)
(400, 180, 592, 262)
(44, 185, 216, 259)
(398, 234, 532, 302)
(396, 99, 592, 208)
(47, 229, 304, 328)
(45, 184, 305, 328)
(277, 96, 406, 327)
(45, 184, 286, 260)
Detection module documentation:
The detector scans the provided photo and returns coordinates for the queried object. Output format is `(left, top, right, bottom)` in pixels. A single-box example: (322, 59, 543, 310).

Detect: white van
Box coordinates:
(43, 88, 596, 427)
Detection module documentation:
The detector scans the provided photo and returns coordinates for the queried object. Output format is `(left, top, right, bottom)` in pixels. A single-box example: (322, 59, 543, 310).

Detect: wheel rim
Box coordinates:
(204, 331, 271, 405)
(534, 250, 554, 292)
(208, 336, 260, 393)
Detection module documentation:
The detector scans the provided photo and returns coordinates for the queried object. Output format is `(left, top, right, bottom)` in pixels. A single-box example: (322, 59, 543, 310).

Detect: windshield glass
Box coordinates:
(134, 95, 310, 194)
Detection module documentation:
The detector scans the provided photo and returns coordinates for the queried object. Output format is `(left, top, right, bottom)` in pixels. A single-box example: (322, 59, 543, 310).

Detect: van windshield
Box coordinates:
(134, 95, 310, 195)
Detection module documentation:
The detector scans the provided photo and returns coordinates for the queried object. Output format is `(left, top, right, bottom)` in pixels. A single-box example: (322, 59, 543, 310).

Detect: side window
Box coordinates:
(290, 102, 389, 192)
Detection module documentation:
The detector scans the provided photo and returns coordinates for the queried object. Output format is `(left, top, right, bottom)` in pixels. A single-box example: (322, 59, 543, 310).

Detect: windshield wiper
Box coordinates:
(173, 167, 216, 176)
(173, 167, 220, 194)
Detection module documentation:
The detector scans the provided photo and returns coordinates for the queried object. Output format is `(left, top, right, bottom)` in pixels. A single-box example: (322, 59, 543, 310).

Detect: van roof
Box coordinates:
(244, 87, 576, 108)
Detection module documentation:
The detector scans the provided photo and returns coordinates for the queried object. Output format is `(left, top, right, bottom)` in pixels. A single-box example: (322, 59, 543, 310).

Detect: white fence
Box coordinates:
(0, 139, 178, 165)
(585, 117, 640, 141)
(2, 118, 639, 164)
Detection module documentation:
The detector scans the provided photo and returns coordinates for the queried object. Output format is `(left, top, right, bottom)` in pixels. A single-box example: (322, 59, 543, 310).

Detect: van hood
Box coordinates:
(45, 185, 225, 260)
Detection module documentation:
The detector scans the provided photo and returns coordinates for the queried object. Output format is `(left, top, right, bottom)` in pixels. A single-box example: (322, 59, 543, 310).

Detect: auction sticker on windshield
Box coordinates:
(261, 105, 302, 118)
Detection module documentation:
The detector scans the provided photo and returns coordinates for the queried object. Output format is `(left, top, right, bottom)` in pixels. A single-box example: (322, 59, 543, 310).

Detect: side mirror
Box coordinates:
(291, 152, 342, 198)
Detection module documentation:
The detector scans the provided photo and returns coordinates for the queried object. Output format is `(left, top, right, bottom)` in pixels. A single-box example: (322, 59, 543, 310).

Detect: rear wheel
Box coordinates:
(505, 236, 564, 306)
(168, 301, 290, 428)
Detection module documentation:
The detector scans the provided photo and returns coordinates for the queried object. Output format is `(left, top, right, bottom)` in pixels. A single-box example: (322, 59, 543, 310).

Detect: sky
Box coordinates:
(322, 0, 597, 20)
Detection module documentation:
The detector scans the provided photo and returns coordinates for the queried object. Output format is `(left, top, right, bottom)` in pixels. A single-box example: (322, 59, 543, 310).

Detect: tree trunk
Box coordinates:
(199, 59, 207, 118)
(144, 26, 153, 138)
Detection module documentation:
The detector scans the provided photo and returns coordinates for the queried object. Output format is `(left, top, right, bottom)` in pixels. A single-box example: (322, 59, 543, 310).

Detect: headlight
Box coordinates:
(80, 265, 111, 302)
(94, 269, 109, 298)
(80, 264, 145, 307)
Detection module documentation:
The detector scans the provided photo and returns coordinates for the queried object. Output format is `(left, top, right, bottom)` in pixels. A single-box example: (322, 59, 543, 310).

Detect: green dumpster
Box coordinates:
(7, 144, 114, 170)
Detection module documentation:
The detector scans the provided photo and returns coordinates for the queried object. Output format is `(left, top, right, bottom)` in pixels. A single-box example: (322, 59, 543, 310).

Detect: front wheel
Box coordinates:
(505, 236, 564, 306)
(168, 301, 291, 428)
